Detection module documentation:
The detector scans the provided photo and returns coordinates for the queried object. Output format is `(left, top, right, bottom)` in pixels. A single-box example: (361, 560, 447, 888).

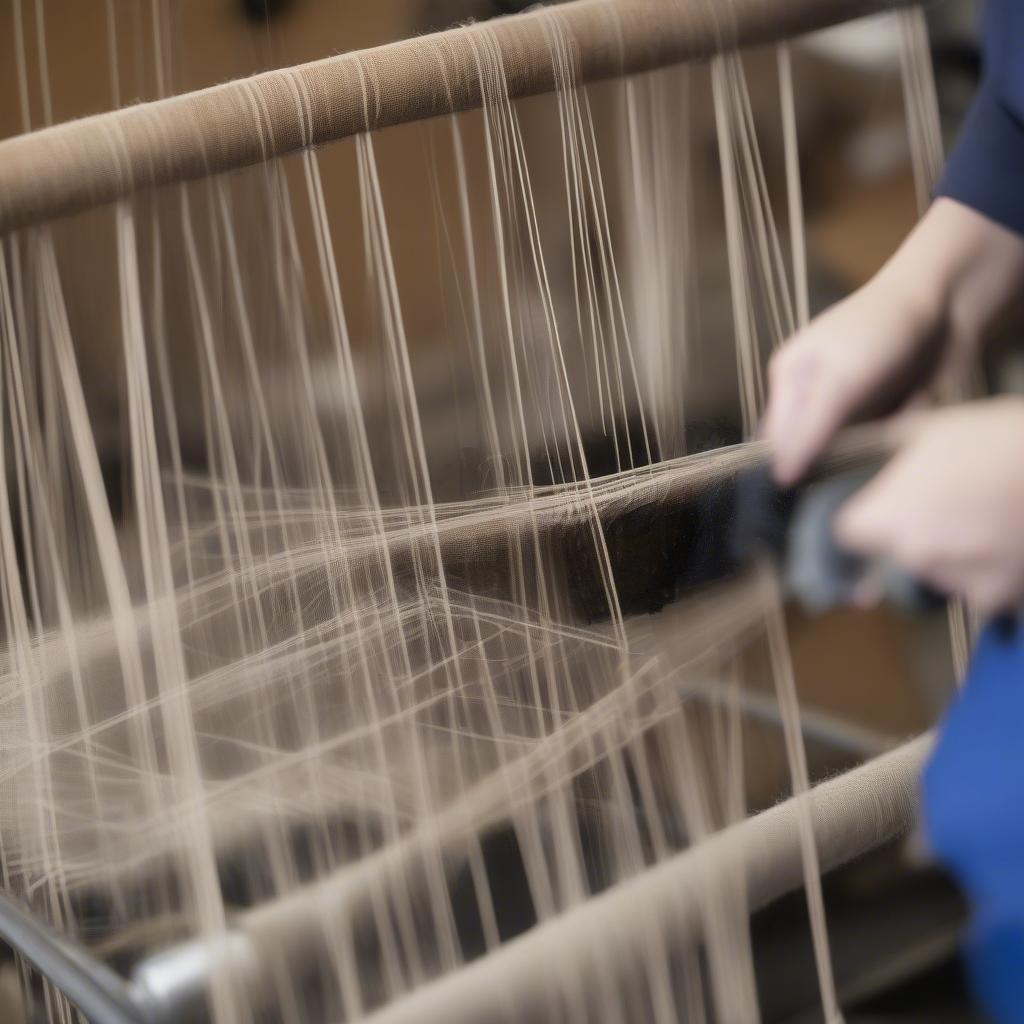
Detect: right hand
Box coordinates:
(762, 272, 948, 486)
(762, 198, 1024, 487)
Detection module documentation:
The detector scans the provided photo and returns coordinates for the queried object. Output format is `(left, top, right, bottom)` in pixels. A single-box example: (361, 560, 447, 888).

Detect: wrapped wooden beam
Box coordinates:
(132, 733, 932, 1023)
(360, 733, 932, 1024)
(0, 0, 918, 233)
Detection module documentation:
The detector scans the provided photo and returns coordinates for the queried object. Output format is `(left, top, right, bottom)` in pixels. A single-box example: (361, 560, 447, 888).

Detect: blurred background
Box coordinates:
(0, 2, 1000, 1020)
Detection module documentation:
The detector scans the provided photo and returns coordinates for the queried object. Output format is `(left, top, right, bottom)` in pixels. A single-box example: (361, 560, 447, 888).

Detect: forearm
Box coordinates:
(878, 197, 1024, 353)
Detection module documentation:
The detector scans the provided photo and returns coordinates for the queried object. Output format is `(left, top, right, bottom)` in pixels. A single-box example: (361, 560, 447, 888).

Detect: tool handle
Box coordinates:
(812, 419, 908, 478)
(785, 470, 945, 614)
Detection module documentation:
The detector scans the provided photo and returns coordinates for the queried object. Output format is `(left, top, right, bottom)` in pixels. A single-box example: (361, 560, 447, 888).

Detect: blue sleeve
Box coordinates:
(934, 0, 1024, 238)
(936, 83, 1024, 238)
(923, 618, 1024, 1024)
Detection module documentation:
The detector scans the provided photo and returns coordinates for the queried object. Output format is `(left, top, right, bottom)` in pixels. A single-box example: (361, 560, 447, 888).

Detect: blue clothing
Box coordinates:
(926, 5, 1024, 1018)
(923, 620, 1024, 1022)
(936, 0, 1024, 237)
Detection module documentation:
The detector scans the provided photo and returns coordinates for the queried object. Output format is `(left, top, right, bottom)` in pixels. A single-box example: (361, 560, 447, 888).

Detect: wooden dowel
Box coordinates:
(132, 731, 929, 1022)
(361, 733, 931, 1024)
(0, 0, 917, 233)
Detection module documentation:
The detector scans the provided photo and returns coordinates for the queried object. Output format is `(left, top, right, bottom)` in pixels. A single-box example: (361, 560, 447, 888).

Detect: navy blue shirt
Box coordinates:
(924, 620, 1024, 1023)
(937, 0, 1024, 237)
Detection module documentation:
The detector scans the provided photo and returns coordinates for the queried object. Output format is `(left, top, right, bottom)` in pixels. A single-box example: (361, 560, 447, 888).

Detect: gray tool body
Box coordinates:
(730, 462, 944, 615)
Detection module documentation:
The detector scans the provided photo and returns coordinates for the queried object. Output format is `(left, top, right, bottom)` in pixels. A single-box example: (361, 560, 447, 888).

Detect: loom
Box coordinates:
(0, 0, 961, 1021)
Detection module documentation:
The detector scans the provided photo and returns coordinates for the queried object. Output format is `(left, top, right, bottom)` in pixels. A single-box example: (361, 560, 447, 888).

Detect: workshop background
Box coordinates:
(0, 2, 1002, 1021)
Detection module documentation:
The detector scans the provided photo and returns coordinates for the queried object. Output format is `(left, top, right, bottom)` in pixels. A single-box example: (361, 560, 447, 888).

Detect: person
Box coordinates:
(762, 1, 1024, 1019)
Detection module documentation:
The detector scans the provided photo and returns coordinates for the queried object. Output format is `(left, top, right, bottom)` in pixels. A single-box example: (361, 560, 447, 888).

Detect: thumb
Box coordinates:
(833, 481, 892, 556)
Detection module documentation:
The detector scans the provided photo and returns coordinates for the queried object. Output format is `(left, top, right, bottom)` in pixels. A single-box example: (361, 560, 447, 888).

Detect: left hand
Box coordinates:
(834, 398, 1024, 616)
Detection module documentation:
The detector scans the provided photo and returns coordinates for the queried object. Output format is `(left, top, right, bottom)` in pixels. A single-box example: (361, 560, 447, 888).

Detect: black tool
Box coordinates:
(731, 463, 945, 614)
(567, 433, 944, 622)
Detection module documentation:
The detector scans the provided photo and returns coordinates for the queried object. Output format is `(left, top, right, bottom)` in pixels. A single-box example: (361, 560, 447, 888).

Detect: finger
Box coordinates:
(962, 559, 1024, 618)
(894, 392, 932, 417)
(909, 559, 964, 598)
(762, 351, 799, 445)
(968, 575, 1018, 618)
(772, 367, 851, 486)
(884, 404, 930, 444)
(832, 478, 898, 556)
(763, 382, 800, 454)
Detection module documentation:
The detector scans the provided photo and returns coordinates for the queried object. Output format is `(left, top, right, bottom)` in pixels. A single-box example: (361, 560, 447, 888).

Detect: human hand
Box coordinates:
(763, 199, 1024, 487)
(763, 271, 946, 486)
(834, 398, 1024, 616)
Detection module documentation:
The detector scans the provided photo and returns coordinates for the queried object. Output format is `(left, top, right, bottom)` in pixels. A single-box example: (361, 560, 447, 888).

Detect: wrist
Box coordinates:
(888, 199, 1024, 356)
(872, 255, 952, 344)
